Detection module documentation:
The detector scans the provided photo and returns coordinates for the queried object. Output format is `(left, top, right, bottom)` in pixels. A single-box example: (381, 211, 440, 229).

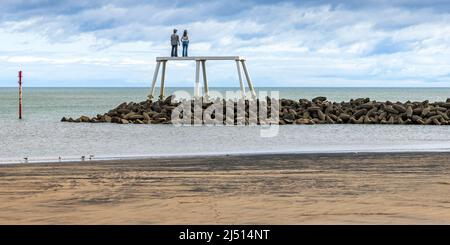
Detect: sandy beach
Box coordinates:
(0, 152, 449, 224)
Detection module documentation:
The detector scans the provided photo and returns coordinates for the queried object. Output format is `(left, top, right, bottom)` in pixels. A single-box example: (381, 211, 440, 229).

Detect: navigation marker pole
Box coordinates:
(18, 71, 23, 120)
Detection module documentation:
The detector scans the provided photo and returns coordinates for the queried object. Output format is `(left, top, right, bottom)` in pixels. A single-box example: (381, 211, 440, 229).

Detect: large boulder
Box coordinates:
(353, 109, 367, 119)
(338, 113, 351, 121)
(163, 95, 175, 105)
(80, 116, 91, 122)
(143, 112, 151, 121)
(111, 117, 121, 123)
(384, 106, 399, 114)
(406, 106, 413, 118)
(127, 114, 145, 120)
(282, 113, 295, 122)
(117, 108, 130, 115)
(393, 104, 406, 113)
(312, 96, 327, 103)
(422, 107, 431, 117)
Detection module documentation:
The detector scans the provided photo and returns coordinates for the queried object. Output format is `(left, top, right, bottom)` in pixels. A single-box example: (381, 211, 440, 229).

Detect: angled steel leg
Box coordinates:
(148, 61, 161, 100)
(235, 60, 246, 98)
(195, 60, 201, 97)
(159, 61, 167, 100)
(241, 60, 256, 99)
(201, 60, 209, 99)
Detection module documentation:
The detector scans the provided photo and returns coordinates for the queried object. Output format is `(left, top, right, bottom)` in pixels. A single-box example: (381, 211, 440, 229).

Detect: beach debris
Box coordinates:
(62, 96, 450, 126)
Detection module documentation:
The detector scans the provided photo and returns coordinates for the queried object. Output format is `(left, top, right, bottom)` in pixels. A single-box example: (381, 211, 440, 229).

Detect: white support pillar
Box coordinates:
(241, 60, 256, 99)
(159, 61, 167, 100)
(151, 57, 255, 101)
(148, 61, 161, 100)
(235, 60, 246, 98)
(195, 60, 201, 97)
(201, 60, 209, 99)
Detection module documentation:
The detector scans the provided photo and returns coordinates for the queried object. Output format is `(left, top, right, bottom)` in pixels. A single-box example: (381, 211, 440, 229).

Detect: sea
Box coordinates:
(1, 87, 450, 164)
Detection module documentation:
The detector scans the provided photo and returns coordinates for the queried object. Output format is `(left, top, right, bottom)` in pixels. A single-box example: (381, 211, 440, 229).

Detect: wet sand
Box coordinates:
(0, 152, 449, 224)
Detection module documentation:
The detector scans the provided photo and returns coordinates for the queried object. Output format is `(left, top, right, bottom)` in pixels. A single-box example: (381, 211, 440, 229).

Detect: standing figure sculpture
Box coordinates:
(170, 29, 180, 57)
(181, 30, 189, 57)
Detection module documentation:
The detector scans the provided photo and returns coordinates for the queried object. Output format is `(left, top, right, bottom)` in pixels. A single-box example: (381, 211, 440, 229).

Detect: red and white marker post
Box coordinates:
(18, 71, 23, 119)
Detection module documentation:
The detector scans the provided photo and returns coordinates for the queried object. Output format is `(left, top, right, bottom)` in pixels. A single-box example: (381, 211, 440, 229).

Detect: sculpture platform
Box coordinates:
(149, 56, 256, 100)
(156, 56, 244, 61)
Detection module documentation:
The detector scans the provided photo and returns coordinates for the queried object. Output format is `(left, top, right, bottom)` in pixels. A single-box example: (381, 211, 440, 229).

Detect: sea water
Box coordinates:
(1, 87, 450, 163)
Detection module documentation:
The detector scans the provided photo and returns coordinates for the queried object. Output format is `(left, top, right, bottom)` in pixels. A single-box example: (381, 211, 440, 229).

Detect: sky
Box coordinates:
(0, 0, 449, 87)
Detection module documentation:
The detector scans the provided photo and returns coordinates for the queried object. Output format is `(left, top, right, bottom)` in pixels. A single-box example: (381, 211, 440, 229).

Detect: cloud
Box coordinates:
(0, 0, 449, 87)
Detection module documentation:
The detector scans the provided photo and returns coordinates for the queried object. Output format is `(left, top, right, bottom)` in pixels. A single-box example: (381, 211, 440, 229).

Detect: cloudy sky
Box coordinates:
(0, 0, 449, 87)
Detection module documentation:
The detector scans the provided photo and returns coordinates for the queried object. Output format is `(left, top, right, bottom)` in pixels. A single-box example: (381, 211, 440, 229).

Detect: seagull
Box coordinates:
(23, 157, 28, 162)
(81, 156, 85, 161)
(89, 155, 94, 160)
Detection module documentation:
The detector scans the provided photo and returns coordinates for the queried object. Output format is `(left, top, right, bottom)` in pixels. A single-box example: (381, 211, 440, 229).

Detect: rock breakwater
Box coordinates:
(62, 96, 450, 125)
